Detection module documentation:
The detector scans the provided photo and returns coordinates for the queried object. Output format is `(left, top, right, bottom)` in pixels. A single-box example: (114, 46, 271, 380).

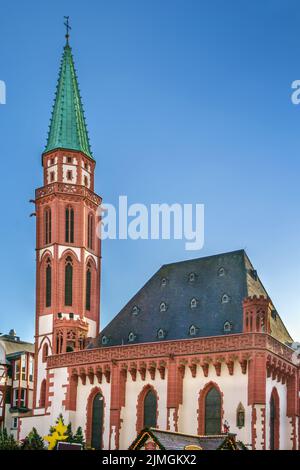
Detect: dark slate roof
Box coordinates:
(93, 249, 292, 348)
(129, 428, 245, 450)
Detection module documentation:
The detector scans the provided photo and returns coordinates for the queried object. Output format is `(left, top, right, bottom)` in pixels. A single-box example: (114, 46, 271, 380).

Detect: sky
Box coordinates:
(0, 0, 300, 342)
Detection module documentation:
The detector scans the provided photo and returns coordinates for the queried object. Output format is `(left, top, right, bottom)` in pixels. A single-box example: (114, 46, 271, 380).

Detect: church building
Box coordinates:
(19, 35, 300, 450)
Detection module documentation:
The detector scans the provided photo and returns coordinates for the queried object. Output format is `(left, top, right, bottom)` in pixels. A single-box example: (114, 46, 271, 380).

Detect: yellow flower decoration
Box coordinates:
(44, 418, 68, 450)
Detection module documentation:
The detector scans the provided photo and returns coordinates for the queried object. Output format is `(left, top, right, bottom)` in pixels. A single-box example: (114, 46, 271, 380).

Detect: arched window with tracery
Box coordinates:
(44, 208, 51, 245)
(39, 379, 46, 408)
(65, 207, 74, 243)
(87, 213, 94, 250)
(205, 386, 221, 434)
(65, 256, 73, 306)
(42, 343, 49, 363)
(86, 262, 92, 311)
(270, 388, 280, 450)
(45, 257, 52, 307)
(143, 389, 157, 428)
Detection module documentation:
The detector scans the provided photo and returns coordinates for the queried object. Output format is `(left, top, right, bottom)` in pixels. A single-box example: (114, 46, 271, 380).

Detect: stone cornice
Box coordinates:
(47, 332, 296, 369)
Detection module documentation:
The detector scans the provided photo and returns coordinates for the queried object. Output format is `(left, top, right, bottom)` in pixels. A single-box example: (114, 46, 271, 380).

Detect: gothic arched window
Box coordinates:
(44, 208, 51, 245)
(45, 258, 51, 307)
(65, 256, 73, 306)
(42, 343, 49, 363)
(65, 207, 74, 243)
(87, 213, 94, 250)
(86, 263, 92, 311)
(40, 379, 46, 408)
(143, 389, 157, 428)
(205, 386, 221, 435)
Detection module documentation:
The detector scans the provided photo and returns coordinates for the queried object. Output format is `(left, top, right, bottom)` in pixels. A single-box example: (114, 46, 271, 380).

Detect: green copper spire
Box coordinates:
(44, 41, 93, 159)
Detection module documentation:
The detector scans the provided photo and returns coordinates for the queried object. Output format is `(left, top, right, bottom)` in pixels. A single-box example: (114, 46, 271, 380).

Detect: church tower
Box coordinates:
(33, 35, 102, 409)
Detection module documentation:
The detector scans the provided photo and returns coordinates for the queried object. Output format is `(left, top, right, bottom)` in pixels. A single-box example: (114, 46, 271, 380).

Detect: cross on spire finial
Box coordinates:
(64, 16, 71, 44)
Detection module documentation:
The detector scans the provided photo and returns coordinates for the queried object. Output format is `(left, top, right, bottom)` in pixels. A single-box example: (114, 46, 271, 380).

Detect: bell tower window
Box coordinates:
(86, 263, 92, 311)
(65, 207, 74, 243)
(88, 213, 94, 249)
(44, 208, 51, 245)
(65, 256, 73, 306)
(45, 258, 52, 307)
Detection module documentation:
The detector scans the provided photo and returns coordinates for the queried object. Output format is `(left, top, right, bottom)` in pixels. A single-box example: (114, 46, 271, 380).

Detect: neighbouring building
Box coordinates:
(18, 32, 300, 450)
(0, 330, 34, 438)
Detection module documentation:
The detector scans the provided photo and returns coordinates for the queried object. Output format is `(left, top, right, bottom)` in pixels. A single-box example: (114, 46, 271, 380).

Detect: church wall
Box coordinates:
(178, 361, 251, 445)
(72, 378, 111, 449)
(119, 370, 168, 450)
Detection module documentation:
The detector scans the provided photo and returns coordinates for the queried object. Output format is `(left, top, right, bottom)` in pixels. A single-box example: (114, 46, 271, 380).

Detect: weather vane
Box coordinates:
(64, 16, 71, 43)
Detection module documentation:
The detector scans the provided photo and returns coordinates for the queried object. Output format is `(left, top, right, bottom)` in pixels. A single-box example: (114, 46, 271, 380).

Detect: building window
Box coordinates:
(221, 293, 230, 304)
(44, 208, 51, 245)
(188, 272, 196, 283)
(67, 156, 72, 163)
(84, 175, 88, 186)
(189, 325, 197, 336)
(87, 213, 94, 249)
(67, 170, 72, 181)
(157, 328, 166, 340)
(14, 360, 20, 381)
(65, 256, 73, 306)
(159, 302, 167, 312)
(29, 355, 34, 382)
(50, 171, 55, 182)
(143, 389, 157, 428)
(21, 355, 26, 380)
(236, 403, 245, 428)
(128, 332, 136, 342)
(190, 297, 197, 309)
(86, 264, 91, 311)
(65, 207, 74, 243)
(13, 389, 19, 407)
(101, 336, 109, 346)
(42, 343, 49, 363)
(50, 158, 54, 165)
(205, 386, 221, 435)
(270, 388, 280, 450)
(12, 417, 18, 429)
(40, 380, 46, 408)
(20, 389, 26, 407)
(46, 258, 51, 307)
(218, 267, 225, 277)
(131, 305, 140, 316)
(161, 277, 167, 287)
(223, 321, 232, 333)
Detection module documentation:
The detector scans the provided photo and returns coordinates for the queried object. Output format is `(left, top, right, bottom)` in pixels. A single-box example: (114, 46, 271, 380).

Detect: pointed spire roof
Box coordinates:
(44, 41, 93, 159)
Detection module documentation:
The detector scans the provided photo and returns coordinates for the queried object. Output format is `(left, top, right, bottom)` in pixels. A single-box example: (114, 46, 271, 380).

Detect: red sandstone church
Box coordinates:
(16, 34, 300, 450)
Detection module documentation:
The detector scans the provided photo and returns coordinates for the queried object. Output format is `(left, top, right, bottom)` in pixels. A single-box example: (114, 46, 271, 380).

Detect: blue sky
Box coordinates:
(1, 0, 300, 341)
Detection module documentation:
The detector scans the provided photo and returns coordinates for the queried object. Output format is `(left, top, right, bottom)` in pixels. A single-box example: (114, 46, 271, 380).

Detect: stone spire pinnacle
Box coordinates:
(44, 36, 93, 159)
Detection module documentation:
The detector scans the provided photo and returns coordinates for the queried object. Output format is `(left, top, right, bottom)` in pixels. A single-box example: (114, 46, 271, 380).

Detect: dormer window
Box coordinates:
(131, 305, 140, 316)
(221, 293, 230, 304)
(161, 277, 167, 287)
(101, 336, 109, 345)
(189, 325, 198, 336)
(159, 302, 167, 312)
(157, 328, 166, 340)
(218, 267, 225, 277)
(190, 298, 198, 309)
(128, 332, 136, 342)
(188, 272, 196, 283)
(223, 321, 232, 333)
